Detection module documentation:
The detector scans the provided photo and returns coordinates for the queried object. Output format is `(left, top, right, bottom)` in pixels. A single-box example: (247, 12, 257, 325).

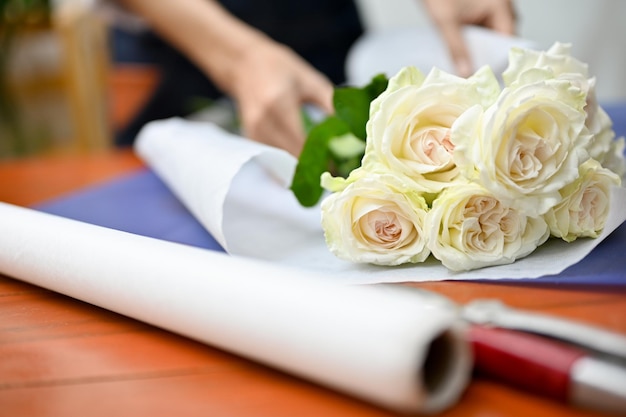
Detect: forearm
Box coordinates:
(112, 0, 334, 156)
(115, 0, 269, 93)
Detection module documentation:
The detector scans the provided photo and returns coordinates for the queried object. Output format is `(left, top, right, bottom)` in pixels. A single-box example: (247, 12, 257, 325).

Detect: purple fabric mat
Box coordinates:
(36, 169, 224, 252)
(35, 104, 626, 285)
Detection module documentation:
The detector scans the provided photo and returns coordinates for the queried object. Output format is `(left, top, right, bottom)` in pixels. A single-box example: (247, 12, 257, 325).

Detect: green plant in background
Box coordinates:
(0, 0, 51, 158)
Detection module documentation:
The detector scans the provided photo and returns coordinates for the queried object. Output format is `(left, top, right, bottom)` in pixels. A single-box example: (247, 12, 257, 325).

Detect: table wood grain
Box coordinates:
(1, 149, 624, 417)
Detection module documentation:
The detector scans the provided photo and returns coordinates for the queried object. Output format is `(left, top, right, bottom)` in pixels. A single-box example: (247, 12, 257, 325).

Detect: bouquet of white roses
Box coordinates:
(291, 42, 626, 272)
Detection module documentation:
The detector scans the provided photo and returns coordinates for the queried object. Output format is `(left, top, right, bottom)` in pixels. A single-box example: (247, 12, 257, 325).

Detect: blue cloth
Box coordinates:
(38, 170, 223, 252)
(604, 102, 626, 140)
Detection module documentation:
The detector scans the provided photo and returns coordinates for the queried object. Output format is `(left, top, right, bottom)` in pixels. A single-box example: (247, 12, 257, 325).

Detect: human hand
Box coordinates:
(116, 0, 334, 157)
(422, 0, 516, 77)
(226, 40, 334, 157)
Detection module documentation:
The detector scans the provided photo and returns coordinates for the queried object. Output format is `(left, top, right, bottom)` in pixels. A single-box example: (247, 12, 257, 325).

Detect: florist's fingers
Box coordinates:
(422, 0, 518, 77)
(421, 0, 473, 77)
(240, 91, 305, 157)
(485, 1, 516, 35)
(265, 94, 307, 157)
(437, 20, 474, 78)
(275, 69, 335, 155)
(299, 70, 335, 116)
(241, 66, 334, 156)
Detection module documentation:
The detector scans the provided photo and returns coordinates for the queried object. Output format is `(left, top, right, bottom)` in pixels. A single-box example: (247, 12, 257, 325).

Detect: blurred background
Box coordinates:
(0, 0, 624, 160)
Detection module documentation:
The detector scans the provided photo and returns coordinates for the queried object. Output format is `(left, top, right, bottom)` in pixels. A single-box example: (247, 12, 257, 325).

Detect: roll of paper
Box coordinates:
(0, 201, 471, 414)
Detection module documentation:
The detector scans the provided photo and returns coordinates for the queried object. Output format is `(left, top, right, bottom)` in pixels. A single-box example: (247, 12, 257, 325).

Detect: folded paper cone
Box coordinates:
(0, 202, 471, 414)
(135, 118, 626, 283)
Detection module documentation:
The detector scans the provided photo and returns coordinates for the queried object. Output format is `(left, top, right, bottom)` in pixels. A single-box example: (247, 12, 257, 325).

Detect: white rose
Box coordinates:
(503, 42, 613, 153)
(544, 159, 621, 242)
(321, 171, 430, 266)
(503, 42, 589, 87)
(368, 65, 426, 116)
(581, 77, 612, 138)
(426, 183, 549, 272)
(505, 43, 626, 182)
(584, 104, 615, 162)
(452, 76, 590, 216)
(583, 100, 626, 180)
(364, 65, 500, 193)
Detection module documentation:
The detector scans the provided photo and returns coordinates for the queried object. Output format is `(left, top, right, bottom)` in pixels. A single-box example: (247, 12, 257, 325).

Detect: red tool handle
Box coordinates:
(468, 325, 588, 402)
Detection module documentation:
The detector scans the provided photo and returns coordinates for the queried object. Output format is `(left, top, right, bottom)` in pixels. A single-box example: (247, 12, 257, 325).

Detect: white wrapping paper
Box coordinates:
(346, 26, 537, 87)
(0, 201, 471, 414)
(135, 118, 626, 284)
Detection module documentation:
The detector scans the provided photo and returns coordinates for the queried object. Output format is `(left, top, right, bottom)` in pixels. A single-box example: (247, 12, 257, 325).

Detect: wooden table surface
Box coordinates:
(0, 148, 624, 417)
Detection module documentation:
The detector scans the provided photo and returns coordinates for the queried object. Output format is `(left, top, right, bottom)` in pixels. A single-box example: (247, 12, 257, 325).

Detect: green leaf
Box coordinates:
(290, 116, 351, 207)
(333, 74, 388, 140)
(364, 73, 390, 100)
(290, 73, 389, 207)
(333, 87, 371, 140)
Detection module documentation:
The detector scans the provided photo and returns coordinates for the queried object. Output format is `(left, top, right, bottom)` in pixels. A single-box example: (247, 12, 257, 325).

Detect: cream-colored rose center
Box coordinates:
(510, 129, 543, 182)
(461, 196, 513, 253)
(374, 214, 401, 242)
(358, 209, 416, 249)
(410, 126, 454, 168)
(509, 110, 561, 186)
(574, 185, 605, 230)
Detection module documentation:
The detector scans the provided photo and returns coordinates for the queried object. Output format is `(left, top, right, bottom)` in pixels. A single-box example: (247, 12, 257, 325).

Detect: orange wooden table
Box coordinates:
(1, 149, 624, 417)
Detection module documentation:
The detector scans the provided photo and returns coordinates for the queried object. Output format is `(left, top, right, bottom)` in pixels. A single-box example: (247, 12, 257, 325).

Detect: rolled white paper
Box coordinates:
(0, 202, 471, 414)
